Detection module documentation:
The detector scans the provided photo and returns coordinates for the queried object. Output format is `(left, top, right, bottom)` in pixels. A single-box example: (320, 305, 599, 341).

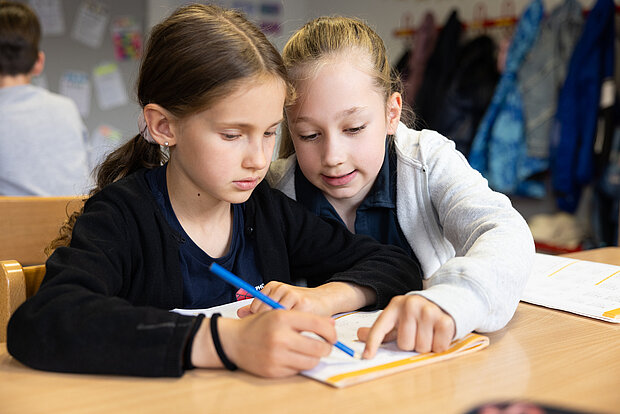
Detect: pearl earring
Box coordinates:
(164, 141, 169, 147)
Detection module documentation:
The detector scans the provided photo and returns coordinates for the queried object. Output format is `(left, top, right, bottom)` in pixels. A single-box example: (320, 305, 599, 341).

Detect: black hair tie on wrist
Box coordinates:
(210, 313, 238, 371)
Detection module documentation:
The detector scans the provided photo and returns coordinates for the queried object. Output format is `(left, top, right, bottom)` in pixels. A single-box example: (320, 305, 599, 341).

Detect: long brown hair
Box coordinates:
(278, 16, 412, 159)
(48, 3, 292, 253)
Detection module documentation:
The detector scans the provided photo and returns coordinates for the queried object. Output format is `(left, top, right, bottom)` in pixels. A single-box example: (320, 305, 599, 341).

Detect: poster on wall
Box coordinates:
(71, 0, 110, 49)
(92, 62, 128, 110)
(59, 70, 91, 117)
(89, 124, 124, 167)
(29, 0, 65, 36)
(111, 16, 143, 61)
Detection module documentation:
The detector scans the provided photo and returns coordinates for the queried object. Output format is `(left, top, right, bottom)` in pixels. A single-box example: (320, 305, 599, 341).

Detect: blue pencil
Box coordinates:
(209, 262, 356, 358)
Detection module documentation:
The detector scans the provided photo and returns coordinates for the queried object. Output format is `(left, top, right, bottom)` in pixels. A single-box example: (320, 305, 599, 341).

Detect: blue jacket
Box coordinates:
(468, 0, 545, 197)
(552, 0, 616, 212)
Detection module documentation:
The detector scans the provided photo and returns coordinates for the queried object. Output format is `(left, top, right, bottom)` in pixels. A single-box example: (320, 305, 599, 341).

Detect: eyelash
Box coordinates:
(346, 124, 367, 134)
(298, 133, 318, 141)
(221, 131, 277, 140)
(298, 124, 367, 141)
(222, 133, 240, 140)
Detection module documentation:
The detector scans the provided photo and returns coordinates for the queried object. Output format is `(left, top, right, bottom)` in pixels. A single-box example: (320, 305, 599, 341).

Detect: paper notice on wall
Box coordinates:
(111, 16, 143, 61)
(93, 62, 128, 110)
(89, 124, 124, 167)
(72, 0, 109, 48)
(59, 70, 91, 117)
(29, 0, 65, 36)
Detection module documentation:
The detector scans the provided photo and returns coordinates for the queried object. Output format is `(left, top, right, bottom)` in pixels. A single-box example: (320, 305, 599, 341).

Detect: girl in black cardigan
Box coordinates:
(7, 4, 422, 378)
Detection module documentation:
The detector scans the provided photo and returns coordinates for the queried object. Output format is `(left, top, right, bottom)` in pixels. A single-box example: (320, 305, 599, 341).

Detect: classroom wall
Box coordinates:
(27, 0, 614, 168)
(27, 0, 146, 167)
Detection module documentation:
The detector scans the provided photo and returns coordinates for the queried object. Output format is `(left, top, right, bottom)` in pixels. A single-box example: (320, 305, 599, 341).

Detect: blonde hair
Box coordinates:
(279, 16, 409, 158)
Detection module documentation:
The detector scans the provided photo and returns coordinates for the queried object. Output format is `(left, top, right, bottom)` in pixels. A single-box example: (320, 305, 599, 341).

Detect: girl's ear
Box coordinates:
(386, 92, 402, 135)
(143, 103, 177, 147)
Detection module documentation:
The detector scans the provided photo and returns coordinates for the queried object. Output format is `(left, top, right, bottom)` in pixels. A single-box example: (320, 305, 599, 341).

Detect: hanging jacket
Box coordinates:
(402, 12, 437, 107)
(519, 0, 583, 159)
(468, 0, 545, 197)
(414, 10, 463, 129)
(551, 0, 616, 213)
(433, 34, 499, 157)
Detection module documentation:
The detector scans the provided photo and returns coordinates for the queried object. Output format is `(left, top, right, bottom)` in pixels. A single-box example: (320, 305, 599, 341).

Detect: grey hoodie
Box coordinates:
(267, 122, 535, 339)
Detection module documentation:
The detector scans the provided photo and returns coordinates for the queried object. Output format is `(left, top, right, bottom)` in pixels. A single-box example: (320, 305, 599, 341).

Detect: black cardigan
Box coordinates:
(7, 170, 422, 377)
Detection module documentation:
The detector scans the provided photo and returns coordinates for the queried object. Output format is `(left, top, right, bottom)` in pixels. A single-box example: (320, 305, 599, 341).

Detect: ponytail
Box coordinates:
(47, 135, 167, 253)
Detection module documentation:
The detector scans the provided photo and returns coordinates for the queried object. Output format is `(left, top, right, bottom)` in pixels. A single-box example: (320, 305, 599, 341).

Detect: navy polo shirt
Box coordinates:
(295, 144, 415, 259)
(146, 164, 263, 309)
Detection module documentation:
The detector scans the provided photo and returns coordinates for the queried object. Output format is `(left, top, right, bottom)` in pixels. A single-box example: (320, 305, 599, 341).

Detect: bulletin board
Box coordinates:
(26, 0, 145, 167)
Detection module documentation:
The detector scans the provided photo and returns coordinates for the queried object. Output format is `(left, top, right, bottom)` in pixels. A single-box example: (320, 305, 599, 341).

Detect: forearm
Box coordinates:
(315, 281, 377, 315)
(190, 317, 225, 369)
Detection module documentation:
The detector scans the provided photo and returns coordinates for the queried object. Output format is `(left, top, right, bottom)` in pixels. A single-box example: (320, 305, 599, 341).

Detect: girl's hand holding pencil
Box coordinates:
(191, 310, 337, 378)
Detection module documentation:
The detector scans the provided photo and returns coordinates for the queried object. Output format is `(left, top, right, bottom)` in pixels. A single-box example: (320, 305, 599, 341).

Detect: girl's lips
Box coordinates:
(233, 178, 259, 191)
(321, 170, 357, 187)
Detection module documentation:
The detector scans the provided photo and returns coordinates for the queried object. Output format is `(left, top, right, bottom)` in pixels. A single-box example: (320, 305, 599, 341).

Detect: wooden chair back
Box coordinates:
(0, 196, 84, 266)
(0, 260, 46, 342)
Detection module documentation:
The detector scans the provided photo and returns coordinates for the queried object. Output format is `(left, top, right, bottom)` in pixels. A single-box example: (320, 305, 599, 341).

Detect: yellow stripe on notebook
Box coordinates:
(602, 308, 620, 319)
(546, 261, 578, 277)
(325, 333, 487, 385)
(595, 270, 620, 286)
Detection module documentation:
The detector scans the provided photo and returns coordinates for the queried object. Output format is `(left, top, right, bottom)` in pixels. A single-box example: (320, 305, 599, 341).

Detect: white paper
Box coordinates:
(29, 0, 65, 36)
(522, 253, 620, 323)
(71, 0, 109, 48)
(172, 302, 489, 388)
(171, 299, 252, 319)
(92, 62, 128, 110)
(59, 70, 90, 117)
(301, 312, 488, 387)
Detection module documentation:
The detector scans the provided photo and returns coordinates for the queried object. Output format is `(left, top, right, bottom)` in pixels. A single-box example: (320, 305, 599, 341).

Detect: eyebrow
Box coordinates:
(218, 118, 284, 129)
(292, 107, 367, 124)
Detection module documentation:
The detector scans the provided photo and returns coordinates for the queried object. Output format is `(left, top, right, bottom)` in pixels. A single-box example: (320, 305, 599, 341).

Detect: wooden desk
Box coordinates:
(1, 248, 619, 414)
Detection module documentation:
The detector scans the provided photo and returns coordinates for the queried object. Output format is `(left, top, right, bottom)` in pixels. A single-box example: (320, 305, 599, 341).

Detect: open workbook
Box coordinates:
(522, 253, 620, 323)
(172, 300, 489, 388)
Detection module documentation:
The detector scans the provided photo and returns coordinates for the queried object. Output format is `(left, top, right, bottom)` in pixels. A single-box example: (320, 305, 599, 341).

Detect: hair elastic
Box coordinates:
(137, 111, 157, 144)
(210, 313, 238, 371)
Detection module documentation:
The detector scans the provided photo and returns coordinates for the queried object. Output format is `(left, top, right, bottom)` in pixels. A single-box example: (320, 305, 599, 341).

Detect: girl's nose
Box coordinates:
(243, 137, 269, 170)
(321, 133, 346, 167)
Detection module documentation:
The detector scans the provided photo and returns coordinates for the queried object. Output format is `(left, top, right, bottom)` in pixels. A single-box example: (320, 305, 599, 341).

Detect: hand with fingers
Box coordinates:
(192, 310, 337, 378)
(237, 281, 376, 318)
(357, 295, 456, 359)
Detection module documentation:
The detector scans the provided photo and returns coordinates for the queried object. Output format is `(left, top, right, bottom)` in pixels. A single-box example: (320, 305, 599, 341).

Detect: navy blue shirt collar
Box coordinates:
(293, 142, 414, 259)
(295, 142, 395, 222)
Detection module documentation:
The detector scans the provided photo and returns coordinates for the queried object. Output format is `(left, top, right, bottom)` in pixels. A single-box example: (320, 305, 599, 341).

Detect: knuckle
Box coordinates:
(437, 316, 454, 332)
(403, 297, 421, 316)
